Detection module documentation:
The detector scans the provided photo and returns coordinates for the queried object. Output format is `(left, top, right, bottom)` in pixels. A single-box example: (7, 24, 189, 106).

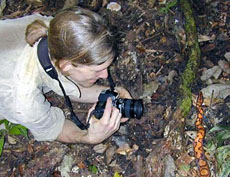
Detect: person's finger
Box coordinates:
(100, 97, 112, 124)
(86, 103, 97, 122)
(120, 118, 129, 123)
(109, 107, 120, 127)
(114, 112, 122, 130)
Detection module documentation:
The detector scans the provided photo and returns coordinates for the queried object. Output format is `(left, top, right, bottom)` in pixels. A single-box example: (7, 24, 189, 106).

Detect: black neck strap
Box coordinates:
(108, 69, 115, 91)
(37, 37, 89, 130)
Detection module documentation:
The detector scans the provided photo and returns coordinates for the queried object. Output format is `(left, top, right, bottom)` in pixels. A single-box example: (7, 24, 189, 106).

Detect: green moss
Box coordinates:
(180, 95, 192, 117)
(178, 0, 201, 118)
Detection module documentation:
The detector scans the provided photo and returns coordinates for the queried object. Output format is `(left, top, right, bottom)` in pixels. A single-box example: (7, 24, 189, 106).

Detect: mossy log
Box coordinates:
(166, 0, 201, 151)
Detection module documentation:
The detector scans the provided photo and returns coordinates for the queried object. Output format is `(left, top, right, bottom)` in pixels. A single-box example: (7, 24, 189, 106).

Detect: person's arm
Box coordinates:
(57, 98, 122, 144)
(70, 84, 132, 103)
(58, 85, 132, 144)
(70, 84, 109, 103)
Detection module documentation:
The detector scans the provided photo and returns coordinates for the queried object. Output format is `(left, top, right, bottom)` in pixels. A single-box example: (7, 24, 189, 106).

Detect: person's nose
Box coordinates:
(98, 69, 108, 79)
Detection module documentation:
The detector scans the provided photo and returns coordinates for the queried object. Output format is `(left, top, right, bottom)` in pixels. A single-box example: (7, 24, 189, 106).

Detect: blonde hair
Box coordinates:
(25, 7, 115, 68)
(25, 20, 48, 46)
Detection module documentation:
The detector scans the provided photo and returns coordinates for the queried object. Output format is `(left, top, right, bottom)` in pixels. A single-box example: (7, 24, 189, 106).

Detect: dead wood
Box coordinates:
(166, 0, 201, 152)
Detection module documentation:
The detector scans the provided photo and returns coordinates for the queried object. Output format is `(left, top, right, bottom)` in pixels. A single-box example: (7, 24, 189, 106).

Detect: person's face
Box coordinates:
(66, 58, 113, 87)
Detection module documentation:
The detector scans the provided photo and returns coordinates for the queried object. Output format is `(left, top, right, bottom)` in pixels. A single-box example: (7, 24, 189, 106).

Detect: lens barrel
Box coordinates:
(121, 99, 143, 119)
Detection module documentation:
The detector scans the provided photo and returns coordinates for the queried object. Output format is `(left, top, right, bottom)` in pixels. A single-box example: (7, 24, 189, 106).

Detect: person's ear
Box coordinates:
(59, 60, 73, 74)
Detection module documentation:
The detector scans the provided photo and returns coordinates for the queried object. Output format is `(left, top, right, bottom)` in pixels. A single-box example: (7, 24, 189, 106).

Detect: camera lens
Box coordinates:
(122, 99, 143, 119)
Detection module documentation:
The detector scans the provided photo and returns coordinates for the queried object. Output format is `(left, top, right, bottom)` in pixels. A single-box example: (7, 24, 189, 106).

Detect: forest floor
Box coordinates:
(0, 0, 230, 177)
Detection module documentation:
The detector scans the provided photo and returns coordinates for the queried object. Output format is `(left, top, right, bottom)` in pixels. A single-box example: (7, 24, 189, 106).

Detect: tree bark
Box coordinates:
(166, 0, 201, 151)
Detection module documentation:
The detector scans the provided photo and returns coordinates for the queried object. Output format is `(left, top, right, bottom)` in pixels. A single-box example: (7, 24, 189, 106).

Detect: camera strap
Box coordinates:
(37, 37, 89, 130)
(107, 69, 116, 91)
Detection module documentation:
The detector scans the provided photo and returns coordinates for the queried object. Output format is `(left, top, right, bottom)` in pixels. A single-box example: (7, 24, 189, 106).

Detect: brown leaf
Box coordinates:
(116, 143, 139, 156)
(126, 31, 136, 43)
(93, 143, 108, 154)
(201, 43, 216, 52)
(77, 161, 87, 169)
(160, 36, 167, 44)
(18, 164, 25, 176)
(52, 170, 61, 177)
(175, 152, 194, 167)
(27, 143, 34, 154)
(136, 46, 146, 53)
(106, 146, 117, 164)
(211, 22, 218, 28)
(218, 60, 230, 74)
(25, 0, 43, 7)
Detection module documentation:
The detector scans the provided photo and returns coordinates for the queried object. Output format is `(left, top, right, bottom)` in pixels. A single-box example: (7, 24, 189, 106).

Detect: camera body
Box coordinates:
(93, 89, 143, 119)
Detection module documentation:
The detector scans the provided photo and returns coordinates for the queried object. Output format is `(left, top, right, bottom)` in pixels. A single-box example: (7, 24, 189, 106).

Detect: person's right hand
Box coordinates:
(86, 97, 122, 144)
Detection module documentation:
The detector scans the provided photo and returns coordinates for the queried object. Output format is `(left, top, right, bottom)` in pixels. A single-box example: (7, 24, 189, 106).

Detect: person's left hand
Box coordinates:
(115, 86, 132, 99)
(115, 86, 132, 122)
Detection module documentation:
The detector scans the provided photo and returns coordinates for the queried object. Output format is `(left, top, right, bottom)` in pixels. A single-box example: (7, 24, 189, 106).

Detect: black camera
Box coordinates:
(93, 89, 143, 119)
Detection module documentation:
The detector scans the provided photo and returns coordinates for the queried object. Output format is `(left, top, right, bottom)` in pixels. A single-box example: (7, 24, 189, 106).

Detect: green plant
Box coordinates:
(216, 145, 230, 177)
(0, 119, 28, 156)
(88, 165, 98, 174)
(159, 0, 178, 14)
(207, 125, 230, 177)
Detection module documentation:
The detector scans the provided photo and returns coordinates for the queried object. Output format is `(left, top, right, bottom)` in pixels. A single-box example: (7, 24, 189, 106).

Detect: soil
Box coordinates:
(0, 0, 230, 177)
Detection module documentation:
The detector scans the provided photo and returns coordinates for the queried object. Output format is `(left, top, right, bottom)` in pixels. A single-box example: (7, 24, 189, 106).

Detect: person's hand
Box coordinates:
(86, 103, 96, 123)
(115, 87, 132, 122)
(115, 86, 132, 99)
(86, 98, 122, 144)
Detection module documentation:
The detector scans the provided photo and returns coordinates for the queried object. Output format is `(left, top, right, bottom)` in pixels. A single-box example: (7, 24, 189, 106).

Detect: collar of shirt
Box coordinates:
(34, 42, 81, 98)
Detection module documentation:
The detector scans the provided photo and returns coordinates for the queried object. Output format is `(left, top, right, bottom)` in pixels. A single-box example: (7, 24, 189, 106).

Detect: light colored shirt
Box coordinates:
(0, 14, 80, 141)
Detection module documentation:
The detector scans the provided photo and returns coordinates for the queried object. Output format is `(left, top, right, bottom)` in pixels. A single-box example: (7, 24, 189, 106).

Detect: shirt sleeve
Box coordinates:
(0, 14, 52, 66)
(13, 87, 65, 141)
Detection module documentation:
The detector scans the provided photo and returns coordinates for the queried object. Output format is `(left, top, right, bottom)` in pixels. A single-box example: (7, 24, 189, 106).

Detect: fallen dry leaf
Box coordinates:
(198, 34, 216, 42)
(7, 135, 17, 145)
(224, 52, 230, 62)
(175, 152, 195, 177)
(27, 143, 34, 154)
(106, 146, 117, 164)
(201, 43, 216, 52)
(200, 65, 222, 81)
(93, 143, 108, 154)
(201, 84, 230, 99)
(77, 161, 87, 169)
(116, 143, 139, 156)
(218, 60, 230, 74)
(176, 152, 195, 166)
(18, 163, 25, 176)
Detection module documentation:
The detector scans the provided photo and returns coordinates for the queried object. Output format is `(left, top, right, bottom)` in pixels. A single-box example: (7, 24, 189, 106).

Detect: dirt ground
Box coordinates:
(0, 0, 230, 176)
